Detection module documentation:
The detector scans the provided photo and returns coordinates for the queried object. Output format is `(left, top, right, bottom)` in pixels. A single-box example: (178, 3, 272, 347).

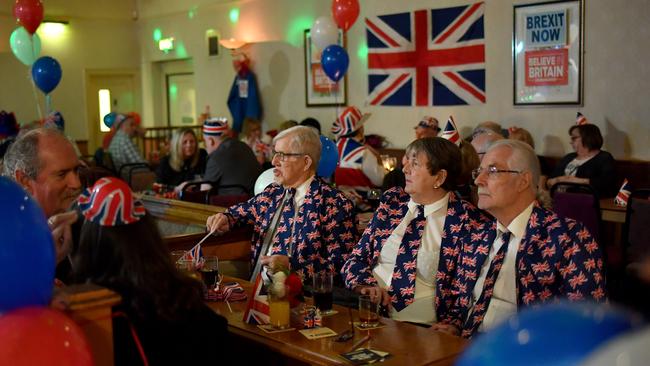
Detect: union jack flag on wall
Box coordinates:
(366, 2, 486, 106)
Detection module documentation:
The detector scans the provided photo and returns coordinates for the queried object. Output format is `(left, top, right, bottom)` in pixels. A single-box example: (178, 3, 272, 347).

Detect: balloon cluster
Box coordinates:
(0, 177, 94, 364)
(9, 0, 63, 95)
(311, 0, 360, 83)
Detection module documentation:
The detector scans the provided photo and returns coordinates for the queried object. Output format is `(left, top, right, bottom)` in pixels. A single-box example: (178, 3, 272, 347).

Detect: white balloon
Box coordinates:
(311, 16, 338, 51)
(254, 168, 276, 195)
(580, 326, 650, 366)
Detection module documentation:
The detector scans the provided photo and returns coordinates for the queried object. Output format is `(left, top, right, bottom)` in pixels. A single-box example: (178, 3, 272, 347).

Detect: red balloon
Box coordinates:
(13, 0, 44, 35)
(331, 0, 360, 32)
(0, 307, 94, 366)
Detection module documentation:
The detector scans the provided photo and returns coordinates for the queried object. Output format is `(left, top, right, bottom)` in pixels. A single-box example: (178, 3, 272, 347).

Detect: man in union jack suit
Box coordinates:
(442, 140, 606, 338)
(206, 126, 358, 283)
(342, 138, 490, 326)
(332, 106, 386, 210)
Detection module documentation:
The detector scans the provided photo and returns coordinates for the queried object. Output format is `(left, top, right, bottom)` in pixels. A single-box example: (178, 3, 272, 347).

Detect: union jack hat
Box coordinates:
(414, 116, 440, 131)
(78, 177, 146, 226)
(331, 106, 371, 138)
(203, 117, 229, 137)
(440, 116, 461, 146)
(576, 112, 589, 125)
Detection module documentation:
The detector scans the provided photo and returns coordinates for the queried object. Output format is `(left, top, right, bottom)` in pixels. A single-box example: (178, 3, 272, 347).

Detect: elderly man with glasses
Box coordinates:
(206, 126, 358, 283)
(439, 139, 606, 338)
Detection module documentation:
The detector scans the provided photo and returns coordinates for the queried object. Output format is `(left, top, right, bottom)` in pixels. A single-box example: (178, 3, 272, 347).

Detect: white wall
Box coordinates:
(136, 0, 650, 161)
(1, 0, 648, 160)
(0, 0, 139, 141)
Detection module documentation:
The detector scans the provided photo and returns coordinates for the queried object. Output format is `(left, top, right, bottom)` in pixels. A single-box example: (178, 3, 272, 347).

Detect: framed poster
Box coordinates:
(513, 0, 583, 105)
(304, 29, 347, 107)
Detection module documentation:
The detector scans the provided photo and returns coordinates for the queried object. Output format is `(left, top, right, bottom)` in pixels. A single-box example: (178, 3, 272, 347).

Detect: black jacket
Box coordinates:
(550, 150, 617, 197)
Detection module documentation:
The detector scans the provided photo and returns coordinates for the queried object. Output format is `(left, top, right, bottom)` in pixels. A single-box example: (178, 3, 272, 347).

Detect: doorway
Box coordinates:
(85, 70, 140, 153)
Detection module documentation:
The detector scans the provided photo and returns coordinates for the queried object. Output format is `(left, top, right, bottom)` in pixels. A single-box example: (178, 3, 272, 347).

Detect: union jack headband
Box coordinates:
(78, 177, 146, 226)
(203, 117, 229, 137)
(332, 106, 371, 137)
(415, 116, 440, 130)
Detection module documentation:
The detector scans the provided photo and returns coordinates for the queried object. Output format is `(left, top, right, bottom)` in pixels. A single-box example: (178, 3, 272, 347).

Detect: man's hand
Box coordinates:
(355, 285, 392, 307)
(48, 211, 78, 264)
(206, 213, 230, 235)
(260, 255, 290, 272)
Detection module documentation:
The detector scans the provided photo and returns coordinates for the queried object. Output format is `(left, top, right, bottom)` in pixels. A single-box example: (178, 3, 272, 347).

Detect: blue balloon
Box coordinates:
(317, 135, 339, 178)
(31, 56, 62, 94)
(456, 302, 642, 366)
(321, 45, 349, 82)
(0, 177, 55, 313)
(103, 112, 117, 129)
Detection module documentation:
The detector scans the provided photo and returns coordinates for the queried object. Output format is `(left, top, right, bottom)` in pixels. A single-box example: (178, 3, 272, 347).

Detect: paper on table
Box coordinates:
(299, 327, 338, 340)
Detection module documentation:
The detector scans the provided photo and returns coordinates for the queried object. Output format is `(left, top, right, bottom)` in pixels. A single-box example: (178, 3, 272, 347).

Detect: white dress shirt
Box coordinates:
(470, 202, 535, 332)
(372, 193, 449, 324)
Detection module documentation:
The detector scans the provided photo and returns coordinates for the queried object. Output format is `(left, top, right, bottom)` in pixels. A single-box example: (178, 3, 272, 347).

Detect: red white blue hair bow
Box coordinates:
(78, 177, 145, 226)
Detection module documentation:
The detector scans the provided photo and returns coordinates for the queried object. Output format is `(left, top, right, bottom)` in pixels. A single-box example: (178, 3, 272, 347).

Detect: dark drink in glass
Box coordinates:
(313, 290, 333, 311)
(201, 268, 220, 289)
(312, 271, 334, 314)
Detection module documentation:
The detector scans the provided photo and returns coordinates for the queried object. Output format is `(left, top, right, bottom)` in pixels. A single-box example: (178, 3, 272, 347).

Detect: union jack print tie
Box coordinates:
(462, 231, 512, 338)
(389, 205, 426, 311)
(272, 188, 296, 255)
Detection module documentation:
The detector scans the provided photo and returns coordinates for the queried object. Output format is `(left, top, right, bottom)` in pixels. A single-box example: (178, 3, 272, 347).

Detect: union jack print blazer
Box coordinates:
(341, 187, 490, 320)
(226, 177, 358, 282)
(444, 202, 607, 332)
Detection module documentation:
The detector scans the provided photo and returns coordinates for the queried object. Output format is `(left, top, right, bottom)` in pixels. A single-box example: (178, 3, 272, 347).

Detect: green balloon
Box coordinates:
(10, 27, 41, 66)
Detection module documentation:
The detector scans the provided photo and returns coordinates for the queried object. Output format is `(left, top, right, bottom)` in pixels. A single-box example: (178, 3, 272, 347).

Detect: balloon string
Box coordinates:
(29, 70, 43, 121)
(45, 94, 51, 115)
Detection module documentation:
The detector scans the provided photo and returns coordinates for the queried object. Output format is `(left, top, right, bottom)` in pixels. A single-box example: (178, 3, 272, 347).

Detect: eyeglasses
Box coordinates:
(472, 166, 523, 180)
(272, 150, 306, 161)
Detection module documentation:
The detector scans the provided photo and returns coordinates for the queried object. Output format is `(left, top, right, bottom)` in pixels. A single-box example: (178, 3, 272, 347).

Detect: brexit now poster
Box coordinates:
(514, 0, 583, 105)
(366, 2, 486, 106)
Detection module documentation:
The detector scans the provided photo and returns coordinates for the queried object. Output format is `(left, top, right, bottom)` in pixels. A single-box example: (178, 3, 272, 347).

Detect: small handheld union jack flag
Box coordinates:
(441, 116, 461, 146)
(576, 112, 589, 125)
(180, 242, 205, 268)
(78, 177, 145, 226)
(614, 179, 632, 207)
(243, 273, 270, 325)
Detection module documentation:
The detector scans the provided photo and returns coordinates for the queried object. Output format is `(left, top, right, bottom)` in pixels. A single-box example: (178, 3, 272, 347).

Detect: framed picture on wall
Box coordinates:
(304, 29, 347, 107)
(513, 0, 584, 105)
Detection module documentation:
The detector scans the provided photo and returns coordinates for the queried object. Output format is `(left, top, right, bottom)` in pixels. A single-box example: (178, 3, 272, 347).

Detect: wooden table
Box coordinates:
(600, 198, 626, 224)
(207, 278, 467, 366)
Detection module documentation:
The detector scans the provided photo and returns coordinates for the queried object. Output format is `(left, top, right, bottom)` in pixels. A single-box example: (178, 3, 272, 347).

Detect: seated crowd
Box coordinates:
(0, 109, 628, 364)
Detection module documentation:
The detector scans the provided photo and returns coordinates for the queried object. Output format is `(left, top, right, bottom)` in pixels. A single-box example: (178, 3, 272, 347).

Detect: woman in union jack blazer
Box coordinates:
(443, 140, 606, 338)
(342, 138, 490, 325)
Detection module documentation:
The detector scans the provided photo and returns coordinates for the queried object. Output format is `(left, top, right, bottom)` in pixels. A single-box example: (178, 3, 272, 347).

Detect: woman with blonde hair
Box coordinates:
(156, 128, 207, 187)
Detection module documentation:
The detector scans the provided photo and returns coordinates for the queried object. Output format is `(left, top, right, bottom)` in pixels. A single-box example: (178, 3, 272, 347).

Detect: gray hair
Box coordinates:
(273, 125, 321, 169)
(487, 139, 541, 191)
(2, 127, 59, 180)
